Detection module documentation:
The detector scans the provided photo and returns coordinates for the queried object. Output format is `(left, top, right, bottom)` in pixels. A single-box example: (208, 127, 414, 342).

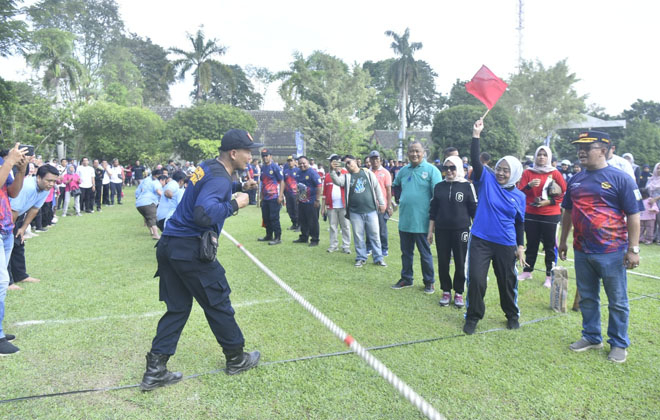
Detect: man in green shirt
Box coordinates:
(391, 142, 443, 293)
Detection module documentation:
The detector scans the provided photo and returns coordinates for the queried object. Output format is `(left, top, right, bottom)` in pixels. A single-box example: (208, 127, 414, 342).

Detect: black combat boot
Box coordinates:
(140, 352, 183, 391)
(224, 348, 261, 375)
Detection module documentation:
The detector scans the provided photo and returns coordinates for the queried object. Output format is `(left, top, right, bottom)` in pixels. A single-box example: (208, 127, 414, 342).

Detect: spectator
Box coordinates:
(257, 149, 285, 245)
(93, 159, 104, 211)
(638, 164, 651, 188)
(622, 153, 641, 184)
(101, 160, 111, 205)
(56, 158, 67, 210)
(107, 159, 124, 205)
(391, 141, 442, 293)
(322, 154, 350, 254)
(133, 160, 146, 185)
(646, 163, 660, 243)
(368, 151, 393, 257)
(559, 130, 641, 363)
(293, 156, 322, 246)
(76, 157, 95, 213)
(639, 188, 659, 245)
(61, 165, 81, 217)
(283, 156, 300, 231)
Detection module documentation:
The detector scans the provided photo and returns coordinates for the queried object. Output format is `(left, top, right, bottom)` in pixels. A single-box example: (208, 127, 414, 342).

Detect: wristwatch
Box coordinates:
(628, 246, 640, 254)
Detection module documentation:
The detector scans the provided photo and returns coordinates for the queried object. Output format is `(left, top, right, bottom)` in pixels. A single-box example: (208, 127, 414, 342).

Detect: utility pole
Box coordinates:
(517, 0, 524, 69)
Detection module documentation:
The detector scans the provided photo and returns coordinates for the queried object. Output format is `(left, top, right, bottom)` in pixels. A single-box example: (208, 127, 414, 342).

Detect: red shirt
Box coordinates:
(518, 169, 566, 216)
(323, 169, 347, 209)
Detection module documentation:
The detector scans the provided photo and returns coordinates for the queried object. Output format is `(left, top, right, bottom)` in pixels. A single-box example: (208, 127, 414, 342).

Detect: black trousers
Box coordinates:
(435, 228, 469, 294)
(260, 199, 281, 239)
(110, 183, 122, 204)
(94, 180, 103, 209)
(57, 186, 66, 209)
(248, 188, 257, 205)
(102, 184, 110, 205)
(150, 236, 245, 355)
(298, 202, 319, 243)
(41, 203, 54, 226)
(466, 235, 519, 322)
(80, 187, 94, 212)
(8, 214, 28, 284)
(284, 191, 298, 226)
(523, 214, 560, 276)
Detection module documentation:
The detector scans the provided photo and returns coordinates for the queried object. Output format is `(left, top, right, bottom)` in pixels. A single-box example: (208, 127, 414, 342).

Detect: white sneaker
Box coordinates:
(51, 216, 58, 223)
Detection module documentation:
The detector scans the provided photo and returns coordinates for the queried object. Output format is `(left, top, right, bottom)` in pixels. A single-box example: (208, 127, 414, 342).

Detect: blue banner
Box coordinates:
(295, 131, 304, 157)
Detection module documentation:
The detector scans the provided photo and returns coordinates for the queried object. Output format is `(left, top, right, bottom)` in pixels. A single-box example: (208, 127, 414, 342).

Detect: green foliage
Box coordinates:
(188, 138, 222, 159)
(499, 59, 586, 156)
(121, 34, 175, 106)
(201, 63, 262, 110)
(166, 102, 256, 161)
(621, 99, 660, 125)
(278, 51, 379, 158)
(75, 101, 166, 163)
(447, 79, 483, 107)
(431, 105, 520, 161)
(0, 0, 27, 56)
(619, 118, 660, 166)
(99, 44, 144, 106)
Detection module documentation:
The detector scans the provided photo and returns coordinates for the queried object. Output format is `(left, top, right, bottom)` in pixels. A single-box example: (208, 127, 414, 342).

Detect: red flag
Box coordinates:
(465, 65, 508, 110)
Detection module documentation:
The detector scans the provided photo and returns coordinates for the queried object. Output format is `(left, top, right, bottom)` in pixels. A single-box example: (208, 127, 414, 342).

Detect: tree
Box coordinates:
(75, 101, 166, 163)
(499, 59, 586, 157)
(384, 28, 422, 154)
(99, 43, 144, 106)
(25, 28, 86, 103)
(245, 65, 274, 110)
(121, 34, 174, 106)
(621, 99, 660, 125)
(619, 118, 660, 166)
(447, 79, 483, 107)
(277, 51, 379, 158)
(170, 27, 226, 102)
(166, 103, 256, 161)
(0, 0, 26, 56)
(432, 105, 520, 161)
(201, 63, 262, 110)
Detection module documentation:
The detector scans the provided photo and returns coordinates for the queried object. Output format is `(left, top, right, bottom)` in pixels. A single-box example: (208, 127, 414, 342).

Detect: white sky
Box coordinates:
(2, 0, 659, 115)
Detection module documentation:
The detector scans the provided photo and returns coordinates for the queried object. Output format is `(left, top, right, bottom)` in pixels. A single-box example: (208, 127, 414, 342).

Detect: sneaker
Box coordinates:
(268, 238, 281, 245)
(507, 318, 520, 329)
(51, 216, 59, 223)
(424, 284, 435, 294)
(382, 250, 388, 257)
(288, 225, 298, 230)
(257, 236, 273, 242)
(342, 249, 351, 254)
(439, 292, 451, 306)
(309, 241, 319, 247)
(5, 334, 15, 342)
(366, 249, 372, 256)
(391, 280, 413, 289)
(569, 338, 603, 352)
(0, 337, 19, 356)
(326, 247, 337, 253)
(292, 238, 307, 244)
(454, 293, 465, 308)
(354, 260, 366, 267)
(374, 260, 387, 267)
(517, 271, 533, 281)
(76, 212, 82, 216)
(463, 319, 478, 335)
(543, 276, 552, 288)
(607, 347, 628, 363)
(35, 228, 48, 233)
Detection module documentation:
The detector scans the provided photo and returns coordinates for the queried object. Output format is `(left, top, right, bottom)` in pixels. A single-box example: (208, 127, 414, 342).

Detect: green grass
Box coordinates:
(2, 188, 659, 419)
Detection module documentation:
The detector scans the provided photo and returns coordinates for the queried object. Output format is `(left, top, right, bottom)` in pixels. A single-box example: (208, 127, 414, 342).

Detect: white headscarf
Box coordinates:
(495, 156, 523, 189)
(443, 156, 467, 182)
(530, 145, 555, 174)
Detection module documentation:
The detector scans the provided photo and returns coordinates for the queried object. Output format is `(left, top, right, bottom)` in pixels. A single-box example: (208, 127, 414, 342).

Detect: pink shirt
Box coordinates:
(640, 198, 659, 221)
(62, 173, 81, 192)
(371, 166, 392, 200)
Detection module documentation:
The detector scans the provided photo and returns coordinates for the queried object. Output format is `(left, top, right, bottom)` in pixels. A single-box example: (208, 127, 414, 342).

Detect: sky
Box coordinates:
(2, 0, 659, 115)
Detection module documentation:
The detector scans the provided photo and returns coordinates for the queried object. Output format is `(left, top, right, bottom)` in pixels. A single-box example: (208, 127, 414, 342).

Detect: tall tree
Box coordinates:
(499, 59, 586, 156)
(277, 51, 379, 158)
(245, 65, 273, 110)
(121, 34, 174, 106)
(99, 43, 143, 106)
(170, 27, 226, 102)
(621, 99, 660, 125)
(384, 28, 422, 156)
(0, 0, 27, 56)
(25, 28, 86, 103)
(201, 63, 262, 110)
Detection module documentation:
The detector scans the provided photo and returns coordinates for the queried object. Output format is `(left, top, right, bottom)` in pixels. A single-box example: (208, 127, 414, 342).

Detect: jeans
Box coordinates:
(0, 232, 16, 339)
(399, 231, 434, 284)
(574, 249, 630, 348)
(110, 182, 122, 204)
(350, 211, 383, 263)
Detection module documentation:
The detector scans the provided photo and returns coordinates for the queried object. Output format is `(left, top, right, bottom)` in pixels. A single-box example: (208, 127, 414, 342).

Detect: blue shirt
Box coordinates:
(295, 168, 321, 204)
(165, 158, 237, 237)
(471, 166, 526, 246)
(157, 180, 181, 221)
(9, 176, 49, 216)
(260, 162, 283, 200)
(392, 160, 442, 233)
(135, 178, 161, 207)
(283, 166, 300, 194)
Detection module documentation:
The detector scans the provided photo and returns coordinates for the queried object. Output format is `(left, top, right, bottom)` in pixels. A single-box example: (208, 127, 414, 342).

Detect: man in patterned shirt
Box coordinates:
(258, 149, 285, 245)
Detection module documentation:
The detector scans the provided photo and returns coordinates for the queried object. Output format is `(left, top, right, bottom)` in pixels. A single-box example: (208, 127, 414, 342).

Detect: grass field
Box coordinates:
(2, 188, 659, 419)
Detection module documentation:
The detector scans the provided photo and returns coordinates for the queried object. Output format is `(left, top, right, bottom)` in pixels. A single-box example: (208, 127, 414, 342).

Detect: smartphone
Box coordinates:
(19, 144, 35, 156)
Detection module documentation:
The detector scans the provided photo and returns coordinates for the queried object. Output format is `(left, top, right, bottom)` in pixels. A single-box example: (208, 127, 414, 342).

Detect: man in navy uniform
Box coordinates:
(140, 129, 261, 391)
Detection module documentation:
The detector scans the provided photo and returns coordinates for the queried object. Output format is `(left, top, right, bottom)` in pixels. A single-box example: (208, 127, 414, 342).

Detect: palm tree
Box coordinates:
(384, 28, 422, 158)
(170, 27, 226, 102)
(25, 28, 85, 104)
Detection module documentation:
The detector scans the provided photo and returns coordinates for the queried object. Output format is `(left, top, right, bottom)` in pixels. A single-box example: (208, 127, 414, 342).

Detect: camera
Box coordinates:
(19, 144, 35, 156)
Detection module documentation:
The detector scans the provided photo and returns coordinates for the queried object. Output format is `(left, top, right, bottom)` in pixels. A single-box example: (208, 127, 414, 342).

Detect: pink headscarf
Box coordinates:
(647, 163, 660, 192)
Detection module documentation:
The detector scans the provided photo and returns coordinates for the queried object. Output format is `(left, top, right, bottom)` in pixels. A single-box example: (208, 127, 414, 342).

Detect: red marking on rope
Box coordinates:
(236, 243, 243, 248)
(344, 335, 354, 347)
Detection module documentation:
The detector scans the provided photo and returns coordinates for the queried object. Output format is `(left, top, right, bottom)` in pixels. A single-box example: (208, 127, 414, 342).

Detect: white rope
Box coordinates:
(221, 230, 445, 420)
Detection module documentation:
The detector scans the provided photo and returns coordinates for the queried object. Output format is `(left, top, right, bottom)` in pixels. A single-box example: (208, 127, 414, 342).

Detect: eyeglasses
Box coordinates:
(442, 166, 457, 172)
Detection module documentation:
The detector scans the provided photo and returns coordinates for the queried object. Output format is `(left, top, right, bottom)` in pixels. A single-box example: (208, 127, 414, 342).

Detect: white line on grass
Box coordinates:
(12, 298, 286, 327)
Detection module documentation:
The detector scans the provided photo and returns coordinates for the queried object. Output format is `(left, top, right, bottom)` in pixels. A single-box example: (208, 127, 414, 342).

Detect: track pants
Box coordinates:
(465, 235, 520, 322)
(435, 228, 469, 294)
(523, 214, 559, 276)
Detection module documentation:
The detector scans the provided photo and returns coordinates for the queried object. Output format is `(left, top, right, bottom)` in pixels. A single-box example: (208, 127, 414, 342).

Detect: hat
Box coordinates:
(561, 159, 571, 166)
(327, 154, 341, 161)
(572, 130, 611, 145)
(287, 155, 293, 160)
(368, 150, 380, 158)
(219, 129, 263, 151)
(434, 159, 441, 164)
(260, 148, 271, 156)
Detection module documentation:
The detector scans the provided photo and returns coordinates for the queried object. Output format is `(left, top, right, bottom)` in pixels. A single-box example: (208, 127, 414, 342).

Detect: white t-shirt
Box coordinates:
(331, 184, 343, 208)
(108, 166, 123, 183)
(76, 165, 95, 188)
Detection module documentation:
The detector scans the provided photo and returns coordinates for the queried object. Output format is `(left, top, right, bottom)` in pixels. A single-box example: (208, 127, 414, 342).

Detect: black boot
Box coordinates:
(140, 352, 183, 391)
(225, 349, 261, 375)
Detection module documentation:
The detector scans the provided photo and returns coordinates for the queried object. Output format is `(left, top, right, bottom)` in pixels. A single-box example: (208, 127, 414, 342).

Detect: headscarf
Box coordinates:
(443, 156, 467, 182)
(66, 164, 75, 173)
(495, 156, 523, 189)
(647, 163, 660, 192)
(529, 145, 555, 174)
(622, 153, 634, 163)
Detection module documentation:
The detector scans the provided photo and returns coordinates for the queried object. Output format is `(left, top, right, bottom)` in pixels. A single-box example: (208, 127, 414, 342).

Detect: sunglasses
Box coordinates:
(442, 165, 457, 172)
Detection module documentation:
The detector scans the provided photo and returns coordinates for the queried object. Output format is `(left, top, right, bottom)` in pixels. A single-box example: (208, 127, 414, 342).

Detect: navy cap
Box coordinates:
(572, 130, 611, 145)
(219, 129, 263, 151)
(260, 148, 271, 156)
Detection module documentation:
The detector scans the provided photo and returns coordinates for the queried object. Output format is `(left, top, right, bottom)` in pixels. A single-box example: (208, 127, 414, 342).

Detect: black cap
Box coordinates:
(261, 148, 271, 156)
(219, 129, 263, 151)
